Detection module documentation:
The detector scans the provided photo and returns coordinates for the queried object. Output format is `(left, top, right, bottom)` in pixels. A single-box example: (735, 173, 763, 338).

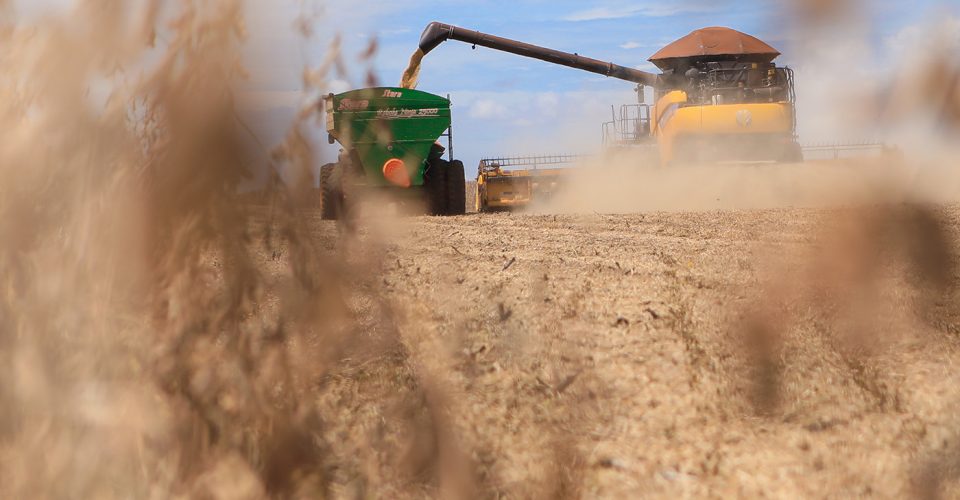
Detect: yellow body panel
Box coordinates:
(694, 103, 792, 134)
(475, 168, 567, 211)
(479, 177, 532, 209)
(651, 91, 795, 164)
(652, 90, 689, 136)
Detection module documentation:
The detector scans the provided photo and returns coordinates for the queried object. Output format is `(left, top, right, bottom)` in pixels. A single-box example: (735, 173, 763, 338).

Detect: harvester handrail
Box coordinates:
(800, 142, 892, 161)
(801, 141, 885, 149)
(479, 154, 585, 170)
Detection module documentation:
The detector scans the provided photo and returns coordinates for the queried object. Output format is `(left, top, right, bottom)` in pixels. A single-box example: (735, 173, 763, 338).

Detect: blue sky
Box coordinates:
(14, 0, 959, 178)
(238, 0, 958, 178)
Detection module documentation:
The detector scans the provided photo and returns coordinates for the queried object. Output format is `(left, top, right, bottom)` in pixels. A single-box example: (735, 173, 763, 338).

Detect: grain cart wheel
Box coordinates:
(446, 160, 466, 215)
(423, 158, 449, 216)
(320, 163, 344, 220)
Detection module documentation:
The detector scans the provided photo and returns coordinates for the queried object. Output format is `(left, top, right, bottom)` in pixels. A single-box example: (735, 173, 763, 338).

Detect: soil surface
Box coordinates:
(297, 206, 960, 498)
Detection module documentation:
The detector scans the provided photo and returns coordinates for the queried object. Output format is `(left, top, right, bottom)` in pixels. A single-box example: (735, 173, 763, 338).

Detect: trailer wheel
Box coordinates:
(423, 158, 448, 216)
(320, 162, 343, 220)
(446, 160, 466, 215)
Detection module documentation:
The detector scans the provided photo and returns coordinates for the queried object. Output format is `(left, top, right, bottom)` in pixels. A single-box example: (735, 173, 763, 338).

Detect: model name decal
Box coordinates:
(376, 108, 439, 119)
(382, 90, 403, 98)
(338, 99, 369, 111)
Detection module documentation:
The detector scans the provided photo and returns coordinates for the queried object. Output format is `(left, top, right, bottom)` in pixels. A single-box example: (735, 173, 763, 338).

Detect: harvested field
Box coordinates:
(3, 1, 959, 498)
(259, 204, 960, 498)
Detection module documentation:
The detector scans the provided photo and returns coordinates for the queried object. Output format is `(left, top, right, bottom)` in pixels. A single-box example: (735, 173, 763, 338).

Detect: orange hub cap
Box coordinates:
(382, 158, 411, 187)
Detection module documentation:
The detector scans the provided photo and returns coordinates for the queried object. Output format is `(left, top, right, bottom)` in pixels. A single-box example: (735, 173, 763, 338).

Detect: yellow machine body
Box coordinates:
(652, 91, 796, 164)
(475, 166, 567, 212)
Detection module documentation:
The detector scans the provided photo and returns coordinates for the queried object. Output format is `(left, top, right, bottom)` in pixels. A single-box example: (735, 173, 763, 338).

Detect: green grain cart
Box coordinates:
(321, 87, 466, 219)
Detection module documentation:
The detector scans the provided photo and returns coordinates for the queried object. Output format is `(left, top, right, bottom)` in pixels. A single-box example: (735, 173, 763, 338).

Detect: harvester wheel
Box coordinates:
(781, 142, 804, 163)
(446, 160, 466, 215)
(423, 158, 448, 216)
(320, 163, 344, 220)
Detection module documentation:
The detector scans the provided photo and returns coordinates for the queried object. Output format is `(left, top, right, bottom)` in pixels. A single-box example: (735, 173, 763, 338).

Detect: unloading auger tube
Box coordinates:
(419, 22, 662, 88)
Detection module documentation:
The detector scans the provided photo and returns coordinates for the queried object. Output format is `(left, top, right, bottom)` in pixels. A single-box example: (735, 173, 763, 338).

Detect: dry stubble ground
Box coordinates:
(258, 205, 960, 498)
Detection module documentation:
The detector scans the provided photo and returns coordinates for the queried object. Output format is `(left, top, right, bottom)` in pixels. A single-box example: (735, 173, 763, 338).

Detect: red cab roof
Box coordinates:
(649, 27, 781, 70)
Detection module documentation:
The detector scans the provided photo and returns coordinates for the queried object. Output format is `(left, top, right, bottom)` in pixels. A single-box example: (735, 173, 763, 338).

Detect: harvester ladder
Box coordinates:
(602, 104, 652, 146)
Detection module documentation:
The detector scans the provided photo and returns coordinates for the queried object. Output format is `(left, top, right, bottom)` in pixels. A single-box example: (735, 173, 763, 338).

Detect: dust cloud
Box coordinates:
(530, 154, 958, 215)
(535, 156, 896, 214)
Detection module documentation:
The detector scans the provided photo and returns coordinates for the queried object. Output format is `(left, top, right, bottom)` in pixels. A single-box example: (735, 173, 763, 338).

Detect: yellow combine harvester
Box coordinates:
(417, 22, 804, 210)
(474, 156, 576, 212)
(418, 23, 803, 165)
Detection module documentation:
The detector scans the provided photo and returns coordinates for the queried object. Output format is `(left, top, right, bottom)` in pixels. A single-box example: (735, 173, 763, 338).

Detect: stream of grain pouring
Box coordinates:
(399, 48, 424, 89)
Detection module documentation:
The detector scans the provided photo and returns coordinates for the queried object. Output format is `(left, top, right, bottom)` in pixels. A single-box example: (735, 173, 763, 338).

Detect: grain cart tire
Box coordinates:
(320, 163, 344, 220)
(446, 160, 466, 215)
(423, 158, 449, 216)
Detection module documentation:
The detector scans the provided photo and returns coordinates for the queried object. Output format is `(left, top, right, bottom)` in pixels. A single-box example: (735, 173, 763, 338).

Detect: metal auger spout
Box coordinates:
(418, 22, 662, 88)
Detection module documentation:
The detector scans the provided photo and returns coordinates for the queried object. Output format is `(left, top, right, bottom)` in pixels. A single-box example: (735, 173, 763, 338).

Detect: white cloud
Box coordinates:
(469, 99, 509, 119)
(876, 15, 960, 158)
(378, 27, 412, 37)
(620, 41, 641, 49)
(237, 91, 302, 111)
(563, 2, 717, 22)
(328, 79, 353, 94)
(884, 15, 960, 62)
(564, 7, 634, 22)
(536, 92, 561, 118)
(12, 0, 74, 18)
(449, 88, 639, 161)
(634, 63, 658, 73)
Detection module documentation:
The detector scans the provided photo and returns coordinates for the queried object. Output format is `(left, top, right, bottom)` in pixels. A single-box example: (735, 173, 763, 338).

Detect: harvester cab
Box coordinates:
(321, 87, 466, 220)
